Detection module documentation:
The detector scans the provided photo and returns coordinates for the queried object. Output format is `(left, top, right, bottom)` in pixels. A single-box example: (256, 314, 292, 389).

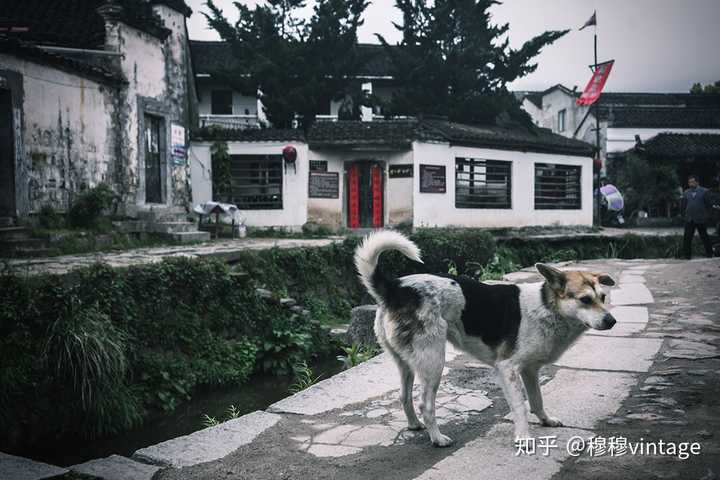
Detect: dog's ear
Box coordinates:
(535, 263, 566, 291)
(593, 272, 616, 286)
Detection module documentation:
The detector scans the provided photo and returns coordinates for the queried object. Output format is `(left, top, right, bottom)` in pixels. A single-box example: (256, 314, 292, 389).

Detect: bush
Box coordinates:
(67, 183, 115, 230)
(37, 204, 64, 229)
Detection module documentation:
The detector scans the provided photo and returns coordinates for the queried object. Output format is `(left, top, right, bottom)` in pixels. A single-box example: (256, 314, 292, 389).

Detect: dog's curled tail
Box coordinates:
(354, 230, 423, 305)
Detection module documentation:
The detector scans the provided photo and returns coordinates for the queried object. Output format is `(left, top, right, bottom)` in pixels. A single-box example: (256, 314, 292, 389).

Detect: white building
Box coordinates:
(190, 119, 595, 231)
(520, 85, 720, 170)
(0, 0, 197, 221)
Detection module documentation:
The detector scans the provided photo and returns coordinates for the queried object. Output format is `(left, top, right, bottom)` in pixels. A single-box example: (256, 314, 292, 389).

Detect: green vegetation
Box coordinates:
(1, 227, 700, 454)
(289, 361, 323, 394)
(67, 183, 116, 231)
(337, 343, 380, 370)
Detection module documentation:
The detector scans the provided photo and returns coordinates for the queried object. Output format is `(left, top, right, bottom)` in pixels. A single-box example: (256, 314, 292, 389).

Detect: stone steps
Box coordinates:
(165, 230, 211, 243)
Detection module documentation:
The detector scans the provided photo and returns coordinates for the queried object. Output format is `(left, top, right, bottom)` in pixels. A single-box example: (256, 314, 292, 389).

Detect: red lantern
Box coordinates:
(282, 145, 297, 164)
(593, 155, 603, 172)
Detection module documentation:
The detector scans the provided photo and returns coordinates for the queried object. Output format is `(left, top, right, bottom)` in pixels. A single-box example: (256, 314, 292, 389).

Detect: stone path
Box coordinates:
(2, 238, 341, 276)
(3, 257, 718, 480)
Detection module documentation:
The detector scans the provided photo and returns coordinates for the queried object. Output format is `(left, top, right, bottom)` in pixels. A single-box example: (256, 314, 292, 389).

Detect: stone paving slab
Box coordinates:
(588, 306, 649, 337)
(269, 347, 459, 416)
(619, 273, 646, 283)
(505, 369, 637, 429)
(71, 454, 160, 480)
(610, 283, 654, 305)
(554, 336, 663, 372)
(0, 452, 68, 480)
(413, 423, 589, 480)
(132, 411, 281, 468)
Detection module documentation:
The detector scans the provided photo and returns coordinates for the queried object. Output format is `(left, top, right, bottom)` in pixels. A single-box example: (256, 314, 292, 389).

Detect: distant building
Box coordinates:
(190, 119, 595, 231)
(520, 85, 720, 172)
(0, 0, 197, 221)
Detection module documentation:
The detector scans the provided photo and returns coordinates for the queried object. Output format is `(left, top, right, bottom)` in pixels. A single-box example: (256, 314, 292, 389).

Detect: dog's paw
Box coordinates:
(431, 434, 454, 448)
(541, 417, 564, 427)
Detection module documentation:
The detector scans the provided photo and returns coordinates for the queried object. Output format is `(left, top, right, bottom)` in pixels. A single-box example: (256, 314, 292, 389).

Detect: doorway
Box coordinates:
(144, 114, 165, 204)
(0, 88, 15, 218)
(347, 161, 383, 229)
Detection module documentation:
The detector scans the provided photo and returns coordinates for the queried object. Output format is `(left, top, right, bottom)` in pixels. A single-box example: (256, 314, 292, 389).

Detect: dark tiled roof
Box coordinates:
(190, 41, 397, 79)
(307, 120, 443, 149)
(603, 107, 720, 129)
(601, 92, 720, 108)
(193, 119, 595, 156)
(422, 119, 595, 156)
(0, 35, 125, 84)
(192, 126, 306, 143)
(0, 0, 186, 49)
(637, 133, 720, 158)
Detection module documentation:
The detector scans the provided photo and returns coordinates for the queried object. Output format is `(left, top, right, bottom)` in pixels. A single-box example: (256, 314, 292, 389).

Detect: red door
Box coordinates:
(347, 162, 383, 228)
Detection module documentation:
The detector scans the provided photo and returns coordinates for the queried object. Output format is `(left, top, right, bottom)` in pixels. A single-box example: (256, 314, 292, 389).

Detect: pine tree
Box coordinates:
(205, 0, 369, 129)
(377, 0, 568, 126)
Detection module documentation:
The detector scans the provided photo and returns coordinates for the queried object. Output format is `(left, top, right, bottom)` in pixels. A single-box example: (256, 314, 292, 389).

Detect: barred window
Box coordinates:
(455, 158, 512, 209)
(534, 163, 581, 210)
(230, 155, 283, 209)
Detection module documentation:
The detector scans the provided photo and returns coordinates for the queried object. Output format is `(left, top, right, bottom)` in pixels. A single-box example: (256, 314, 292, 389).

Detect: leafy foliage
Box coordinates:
(336, 343, 380, 369)
(211, 141, 232, 202)
(690, 80, 720, 94)
(376, 0, 568, 125)
(67, 183, 116, 230)
(609, 152, 680, 219)
(289, 361, 322, 393)
(204, 0, 370, 129)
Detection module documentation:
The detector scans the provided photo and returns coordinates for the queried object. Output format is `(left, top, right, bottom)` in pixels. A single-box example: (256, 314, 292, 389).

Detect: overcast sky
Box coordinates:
(185, 0, 720, 93)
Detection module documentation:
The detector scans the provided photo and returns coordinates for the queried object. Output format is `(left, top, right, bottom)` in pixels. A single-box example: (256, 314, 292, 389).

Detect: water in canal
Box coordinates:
(28, 355, 344, 467)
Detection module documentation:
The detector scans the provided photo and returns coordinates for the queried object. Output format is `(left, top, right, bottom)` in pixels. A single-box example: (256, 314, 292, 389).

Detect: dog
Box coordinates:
(354, 230, 616, 447)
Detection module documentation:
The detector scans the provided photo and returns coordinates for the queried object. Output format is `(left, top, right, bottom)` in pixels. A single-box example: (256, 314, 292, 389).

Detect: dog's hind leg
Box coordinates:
(416, 343, 453, 447)
(496, 360, 530, 441)
(387, 350, 424, 430)
(521, 366, 563, 427)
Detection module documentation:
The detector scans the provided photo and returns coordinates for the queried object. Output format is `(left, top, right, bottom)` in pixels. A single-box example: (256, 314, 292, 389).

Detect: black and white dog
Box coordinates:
(355, 230, 616, 447)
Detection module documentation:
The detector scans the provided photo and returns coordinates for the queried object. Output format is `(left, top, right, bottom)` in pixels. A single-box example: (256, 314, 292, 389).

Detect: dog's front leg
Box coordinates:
(521, 367, 563, 427)
(496, 360, 530, 440)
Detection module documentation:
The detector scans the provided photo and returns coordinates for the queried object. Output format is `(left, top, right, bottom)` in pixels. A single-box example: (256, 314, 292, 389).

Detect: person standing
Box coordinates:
(680, 174, 714, 259)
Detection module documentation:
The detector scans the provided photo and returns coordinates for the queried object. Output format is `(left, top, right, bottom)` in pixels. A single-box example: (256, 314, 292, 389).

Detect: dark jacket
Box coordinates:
(680, 186, 713, 224)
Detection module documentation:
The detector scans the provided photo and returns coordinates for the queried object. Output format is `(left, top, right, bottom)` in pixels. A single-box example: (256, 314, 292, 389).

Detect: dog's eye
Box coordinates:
(580, 296, 593, 305)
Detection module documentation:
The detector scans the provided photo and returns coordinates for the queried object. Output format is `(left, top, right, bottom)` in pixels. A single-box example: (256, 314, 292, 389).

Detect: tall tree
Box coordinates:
(690, 81, 720, 94)
(205, 0, 369, 129)
(377, 0, 568, 125)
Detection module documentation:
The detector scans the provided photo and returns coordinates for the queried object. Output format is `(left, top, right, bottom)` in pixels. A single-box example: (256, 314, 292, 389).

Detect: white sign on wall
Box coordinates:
(171, 124, 186, 165)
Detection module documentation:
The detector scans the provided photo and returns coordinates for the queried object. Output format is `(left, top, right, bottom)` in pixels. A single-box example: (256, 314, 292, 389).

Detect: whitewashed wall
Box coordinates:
(307, 149, 414, 229)
(190, 141, 309, 229)
(0, 54, 116, 215)
(411, 141, 593, 228)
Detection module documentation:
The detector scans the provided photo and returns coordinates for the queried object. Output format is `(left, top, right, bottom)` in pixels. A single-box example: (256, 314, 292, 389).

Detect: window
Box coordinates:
(229, 155, 283, 209)
(534, 163, 581, 210)
(558, 109, 566, 132)
(455, 158, 512, 209)
(211, 90, 233, 115)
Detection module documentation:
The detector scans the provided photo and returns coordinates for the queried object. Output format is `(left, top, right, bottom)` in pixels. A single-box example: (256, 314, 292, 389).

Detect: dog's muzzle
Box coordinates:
(600, 313, 616, 330)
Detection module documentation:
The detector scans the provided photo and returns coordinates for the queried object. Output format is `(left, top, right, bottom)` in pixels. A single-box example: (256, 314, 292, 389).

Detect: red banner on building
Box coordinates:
(348, 164, 360, 228)
(576, 60, 614, 106)
(371, 165, 383, 228)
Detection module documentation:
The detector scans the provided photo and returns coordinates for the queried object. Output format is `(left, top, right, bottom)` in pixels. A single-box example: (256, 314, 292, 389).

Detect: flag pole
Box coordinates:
(593, 16, 602, 227)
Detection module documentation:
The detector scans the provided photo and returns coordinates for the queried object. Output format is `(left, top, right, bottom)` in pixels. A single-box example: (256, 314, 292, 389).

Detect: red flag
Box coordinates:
(579, 11, 596, 31)
(576, 60, 614, 106)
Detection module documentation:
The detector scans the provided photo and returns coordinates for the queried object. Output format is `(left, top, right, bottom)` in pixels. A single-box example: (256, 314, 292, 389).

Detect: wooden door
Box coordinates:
(347, 162, 383, 228)
(144, 114, 164, 203)
(0, 89, 15, 217)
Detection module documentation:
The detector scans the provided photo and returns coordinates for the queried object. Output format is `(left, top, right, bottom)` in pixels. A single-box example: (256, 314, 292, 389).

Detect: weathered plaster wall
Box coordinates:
(0, 54, 118, 215)
(412, 141, 593, 228)
(115, 5, 194, 214)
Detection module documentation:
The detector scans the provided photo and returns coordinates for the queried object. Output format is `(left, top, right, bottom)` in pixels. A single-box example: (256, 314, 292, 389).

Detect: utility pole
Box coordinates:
(594, 30, 601, 227)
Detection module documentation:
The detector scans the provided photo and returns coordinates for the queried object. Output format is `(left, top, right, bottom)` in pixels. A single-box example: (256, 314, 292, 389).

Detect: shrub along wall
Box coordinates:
(0, 229, 699, 453)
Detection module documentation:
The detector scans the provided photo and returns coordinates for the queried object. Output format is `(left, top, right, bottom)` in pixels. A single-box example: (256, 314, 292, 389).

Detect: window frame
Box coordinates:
(558, 109, 567, 132)
(210, 89, 234, 115)
(228, 154, 283, 210)
(454, 157, 512, 209)
(534, 162, 582, 210)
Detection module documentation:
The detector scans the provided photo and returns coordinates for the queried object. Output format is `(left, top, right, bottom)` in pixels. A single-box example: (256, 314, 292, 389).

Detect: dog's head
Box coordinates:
(535, 263, 616, 330)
